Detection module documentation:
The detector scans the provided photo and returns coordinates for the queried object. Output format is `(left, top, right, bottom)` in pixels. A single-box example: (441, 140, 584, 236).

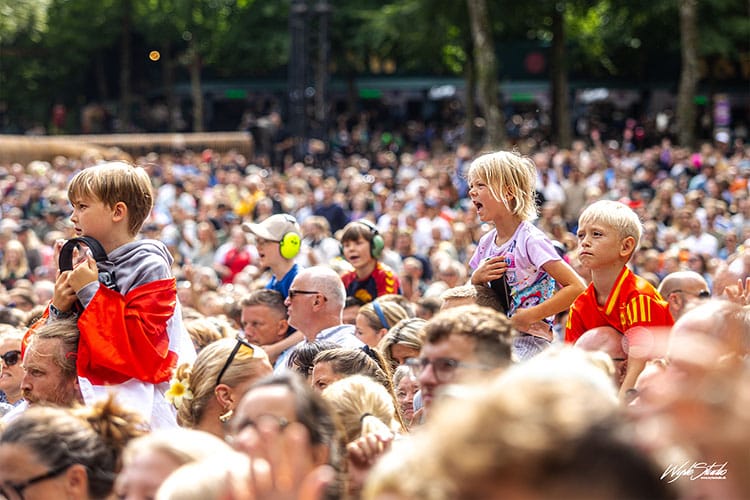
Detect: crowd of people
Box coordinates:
(0, 114, 749, 499)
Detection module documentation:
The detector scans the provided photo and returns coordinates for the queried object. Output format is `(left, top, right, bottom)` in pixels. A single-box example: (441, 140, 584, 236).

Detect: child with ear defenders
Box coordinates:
(242, 213, 304, 367)
(339, 220, 402, 304)
(41, 161, 196, 429)
(242, 213, 303, 299)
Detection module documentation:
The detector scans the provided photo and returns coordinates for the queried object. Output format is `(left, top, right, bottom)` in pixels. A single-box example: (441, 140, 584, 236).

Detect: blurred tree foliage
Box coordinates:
(0, 0, 747, 136)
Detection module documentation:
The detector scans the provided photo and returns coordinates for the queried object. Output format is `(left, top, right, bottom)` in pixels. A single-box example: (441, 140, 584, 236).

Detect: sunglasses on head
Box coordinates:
(1, 350, 21, 367)
(216, 337, 255, 386)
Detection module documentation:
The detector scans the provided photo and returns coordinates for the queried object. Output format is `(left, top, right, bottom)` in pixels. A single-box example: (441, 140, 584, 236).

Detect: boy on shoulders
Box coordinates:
(48, 161, 196, 428)
(565, 200, 674, 396)
(339, 219, 402, 304)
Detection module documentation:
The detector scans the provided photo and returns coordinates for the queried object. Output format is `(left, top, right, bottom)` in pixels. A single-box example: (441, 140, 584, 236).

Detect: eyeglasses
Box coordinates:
(670, 289, 710, 299)
(405, 357, 488, 384)
(288, 289, 320, 299)
(0, 350, 21, 367)
(0, 463, 69, 499)
(216, 336, 255, 386)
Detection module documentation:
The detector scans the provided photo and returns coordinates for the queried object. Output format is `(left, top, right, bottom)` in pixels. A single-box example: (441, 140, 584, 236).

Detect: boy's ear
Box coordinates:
(112, 201, 128, 221)
(620, 236, 636, 258)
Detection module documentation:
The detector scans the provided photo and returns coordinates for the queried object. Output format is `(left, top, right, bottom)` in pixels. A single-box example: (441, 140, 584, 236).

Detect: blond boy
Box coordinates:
(565, 200, 673, 395)
(48, 161, 195, 428)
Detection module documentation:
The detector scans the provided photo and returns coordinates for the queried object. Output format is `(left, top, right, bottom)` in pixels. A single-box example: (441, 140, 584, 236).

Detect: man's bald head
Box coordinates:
(575, 326, 627, 387)
(657, 271, 710, 320)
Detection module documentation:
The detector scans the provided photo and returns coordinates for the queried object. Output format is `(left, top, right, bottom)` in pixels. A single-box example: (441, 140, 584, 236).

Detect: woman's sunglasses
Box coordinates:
(216, 337, 255, 385)
(1, 350, 21, 367)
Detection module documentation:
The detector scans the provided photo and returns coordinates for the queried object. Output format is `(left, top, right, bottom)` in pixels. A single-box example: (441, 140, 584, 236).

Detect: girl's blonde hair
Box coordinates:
(467, 151, 538, 222)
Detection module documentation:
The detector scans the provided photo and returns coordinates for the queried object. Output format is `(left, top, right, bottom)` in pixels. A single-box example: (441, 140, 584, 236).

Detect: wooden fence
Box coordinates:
(0, 132, 254, 164)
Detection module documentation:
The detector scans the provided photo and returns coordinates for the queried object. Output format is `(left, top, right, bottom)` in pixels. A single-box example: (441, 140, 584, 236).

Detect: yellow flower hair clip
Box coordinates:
(165, 375, 193, 409)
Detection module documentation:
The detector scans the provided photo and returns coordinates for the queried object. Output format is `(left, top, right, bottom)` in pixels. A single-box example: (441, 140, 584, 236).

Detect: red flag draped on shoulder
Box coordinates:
(76, 278, 179, 385)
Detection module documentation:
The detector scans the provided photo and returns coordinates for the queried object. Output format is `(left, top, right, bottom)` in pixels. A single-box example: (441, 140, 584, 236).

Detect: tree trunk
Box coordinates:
(95, 53, 108, 102)
(464, 50, 476, 147)
(466, 0, 505, 149)
(551, 2, 571, 148)
(119, 0, 132, 132)
(677, 0, 698, 148)
(189, 37, 204, 132)
(161, 40, 178, 132)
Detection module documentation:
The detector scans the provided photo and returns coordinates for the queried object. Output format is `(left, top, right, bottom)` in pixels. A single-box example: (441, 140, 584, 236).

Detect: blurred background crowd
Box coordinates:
(0, 109, 749, 499)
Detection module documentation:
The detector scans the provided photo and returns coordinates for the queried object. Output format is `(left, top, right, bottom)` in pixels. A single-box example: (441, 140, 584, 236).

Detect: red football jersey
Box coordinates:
(565, 266, 674, 343)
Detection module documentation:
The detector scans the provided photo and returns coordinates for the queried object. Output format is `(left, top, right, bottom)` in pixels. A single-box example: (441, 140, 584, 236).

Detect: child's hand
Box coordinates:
(471, 256, 507, 285)
(509, 307, 534, 332)
(52, 271, 78, 313)
(52, 239, 66, 277)
(67, 255, 99, 292)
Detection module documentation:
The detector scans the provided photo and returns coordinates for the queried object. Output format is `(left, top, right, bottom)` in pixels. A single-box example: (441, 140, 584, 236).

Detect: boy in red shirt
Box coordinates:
(566, 200, 673, 397)
(339, 220, 401, 304)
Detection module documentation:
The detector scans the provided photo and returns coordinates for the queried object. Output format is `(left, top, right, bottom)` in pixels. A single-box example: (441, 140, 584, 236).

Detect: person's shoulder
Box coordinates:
(571, 282, 596, 305)
(519, 222, 557, 247)
(112, 240, 173, 276)
(521, 220, 549, 236)
(476, 225, 497, 244)
(341, 269, 356, 284)
(375, 261, 398, 275)
(120, 239, 171, 261)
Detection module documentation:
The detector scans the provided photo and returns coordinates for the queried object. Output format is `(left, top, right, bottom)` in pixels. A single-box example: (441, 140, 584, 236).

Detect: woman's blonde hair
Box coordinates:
(467, 151, 538, 222)
(156, 451, 250, 500)
(121, 427, 233, 468)
(358, 300, 409, 332)
(321, 374, 399, 442)
(174, 337, 272, 427)
(184, 317, 232, 352)
(376, 318, 426, 371)
(0, 239, 30, 281)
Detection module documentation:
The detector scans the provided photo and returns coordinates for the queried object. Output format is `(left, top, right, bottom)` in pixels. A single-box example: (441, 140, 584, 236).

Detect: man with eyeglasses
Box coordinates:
(408, 304, 514, 419)
(657, 270, 711, 320)
(285, 266, 364, 351)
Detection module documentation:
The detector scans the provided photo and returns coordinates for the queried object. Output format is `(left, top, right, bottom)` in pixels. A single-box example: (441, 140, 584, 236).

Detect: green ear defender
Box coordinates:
(357, 219, 385, 259)
(279, 215, 301, 260)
